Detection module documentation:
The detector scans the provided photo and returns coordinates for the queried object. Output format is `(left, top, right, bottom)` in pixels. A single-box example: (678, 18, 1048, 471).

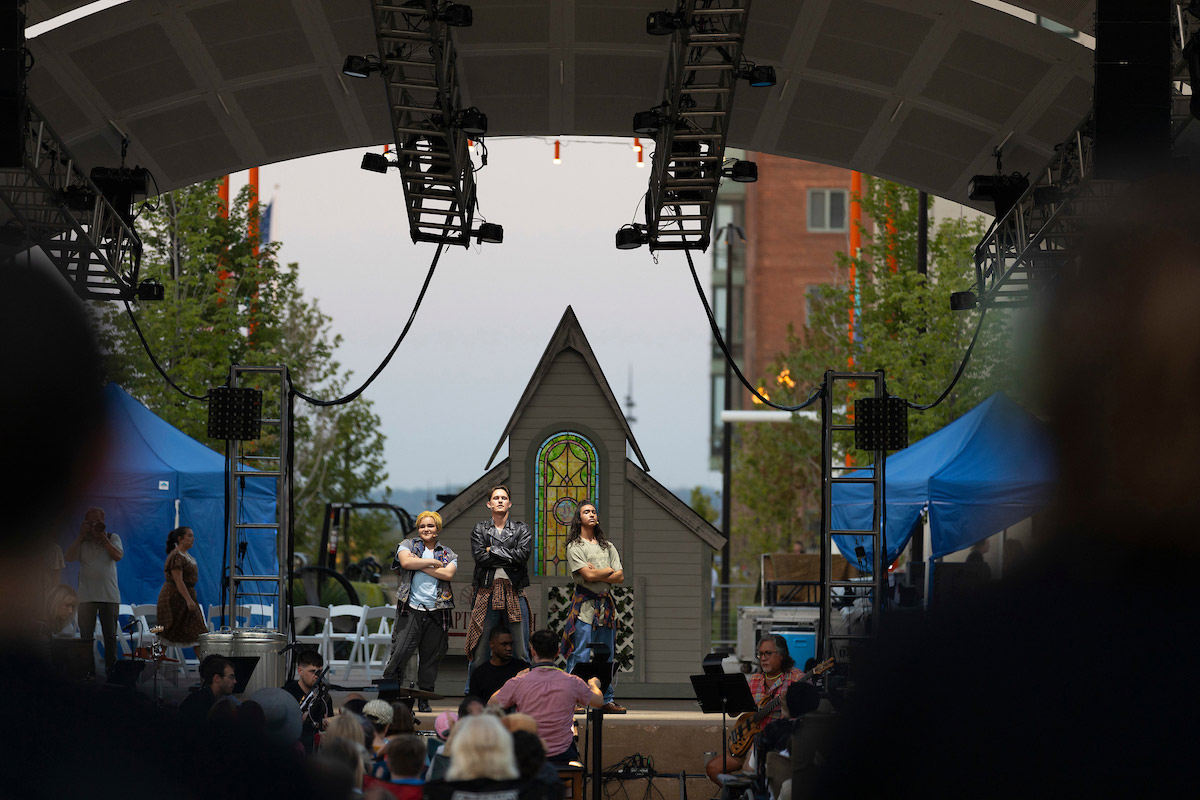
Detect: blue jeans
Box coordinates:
(467, 594, 531, 682)
(564, 620, 616, 704)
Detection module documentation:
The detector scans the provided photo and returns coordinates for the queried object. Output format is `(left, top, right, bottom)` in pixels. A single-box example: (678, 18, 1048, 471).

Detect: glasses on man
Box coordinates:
(757, 650, 778, 658)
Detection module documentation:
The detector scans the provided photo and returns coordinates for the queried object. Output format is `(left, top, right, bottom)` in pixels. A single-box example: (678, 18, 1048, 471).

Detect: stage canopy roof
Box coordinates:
(832, 392, 1055, 572)
(21, 0, 1098, 211)
(61, 383, 278, 608)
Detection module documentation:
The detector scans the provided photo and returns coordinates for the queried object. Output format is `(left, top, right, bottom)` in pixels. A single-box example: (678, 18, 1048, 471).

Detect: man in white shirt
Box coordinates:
(65, 507, 123, 677)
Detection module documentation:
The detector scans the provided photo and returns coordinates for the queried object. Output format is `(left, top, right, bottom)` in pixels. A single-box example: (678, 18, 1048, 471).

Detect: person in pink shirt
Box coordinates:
(490, 629, 604, 762)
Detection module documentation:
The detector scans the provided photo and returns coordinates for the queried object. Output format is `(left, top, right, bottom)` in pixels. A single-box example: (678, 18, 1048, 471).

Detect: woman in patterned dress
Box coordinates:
(156, 526, 207, 645)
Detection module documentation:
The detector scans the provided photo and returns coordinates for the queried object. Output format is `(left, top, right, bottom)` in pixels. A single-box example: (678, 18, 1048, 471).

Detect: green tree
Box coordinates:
(732, 178, 1010, 564)
(97, 181, 392, 563)
(689, 486, 720, 525)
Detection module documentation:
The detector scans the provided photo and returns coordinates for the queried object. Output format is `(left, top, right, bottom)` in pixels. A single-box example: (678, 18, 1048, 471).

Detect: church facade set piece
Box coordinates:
(431, 306, 725, 698)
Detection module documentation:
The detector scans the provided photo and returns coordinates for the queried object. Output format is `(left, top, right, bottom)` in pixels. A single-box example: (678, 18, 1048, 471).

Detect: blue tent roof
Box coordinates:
(832, 393, 1055, 572)
(61, 384, 278, 608)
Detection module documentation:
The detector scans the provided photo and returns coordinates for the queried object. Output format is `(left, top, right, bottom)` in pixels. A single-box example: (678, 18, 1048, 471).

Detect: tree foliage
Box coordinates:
(97, 181, 394, 562)
(732, 178, 1012, 563)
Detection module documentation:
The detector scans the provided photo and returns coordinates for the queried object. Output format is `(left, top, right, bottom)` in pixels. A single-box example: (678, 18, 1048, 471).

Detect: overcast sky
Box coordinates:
(238, 137, 722, 496)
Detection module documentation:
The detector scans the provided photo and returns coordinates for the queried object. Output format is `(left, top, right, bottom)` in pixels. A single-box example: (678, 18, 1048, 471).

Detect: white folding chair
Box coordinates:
(348, 605, 395, 681)
(131, 604, 157, 651)
(115, 603, 135, 657)
(328, 604, 366, 679)
(243, 602, 276, 628)
(293, 605, 331, 660)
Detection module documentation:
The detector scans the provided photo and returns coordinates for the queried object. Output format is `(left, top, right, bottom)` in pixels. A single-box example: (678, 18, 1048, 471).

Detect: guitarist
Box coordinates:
(705, 635, 806, 784)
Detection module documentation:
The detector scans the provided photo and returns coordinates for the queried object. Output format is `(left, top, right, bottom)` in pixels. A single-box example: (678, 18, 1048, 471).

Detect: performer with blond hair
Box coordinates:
(384, 510, 457, 712)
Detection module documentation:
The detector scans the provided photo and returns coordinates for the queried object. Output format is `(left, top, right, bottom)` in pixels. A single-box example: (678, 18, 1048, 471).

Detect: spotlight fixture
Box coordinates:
(436, 2, 473, 26)
(738, 61, 776, 87)
(615, 223, 649, 250)
(949, 291, 978, 311)
(342, 54, 380, 79)
(967, 172, 1029, 221)
(633, 108, 667, 136)
(474, 223, 503, 244)
(360, 152, 396, 173)
(646, 9, 685, 35)
(136, 278, 165, 302)
(455, 107, 488, 136)
(723, 160, 757, 183)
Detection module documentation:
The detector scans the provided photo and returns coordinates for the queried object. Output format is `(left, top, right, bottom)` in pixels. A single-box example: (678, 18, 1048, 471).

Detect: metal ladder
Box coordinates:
(818, 370, 888, 664)
(224, 365, 292, 633)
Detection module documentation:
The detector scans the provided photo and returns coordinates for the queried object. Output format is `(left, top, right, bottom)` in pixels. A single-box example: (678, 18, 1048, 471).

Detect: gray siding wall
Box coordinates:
(631, 484, 708, 684)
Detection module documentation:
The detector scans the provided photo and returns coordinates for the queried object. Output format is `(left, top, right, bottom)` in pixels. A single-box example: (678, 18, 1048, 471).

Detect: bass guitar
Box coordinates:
(727, 657, 835, 757)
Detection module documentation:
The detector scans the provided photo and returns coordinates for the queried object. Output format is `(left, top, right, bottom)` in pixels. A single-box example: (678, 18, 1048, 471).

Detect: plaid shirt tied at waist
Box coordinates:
(464, 577, 523, 656)
(559, 584, 617, 661)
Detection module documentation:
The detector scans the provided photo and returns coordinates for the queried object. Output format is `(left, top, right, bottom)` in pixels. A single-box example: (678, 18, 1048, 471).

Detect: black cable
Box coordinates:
(291, 240, 445, 407)
(122, 300, 210, 401)
(684, 249, 822, 412)
(901, 304, 988, 410)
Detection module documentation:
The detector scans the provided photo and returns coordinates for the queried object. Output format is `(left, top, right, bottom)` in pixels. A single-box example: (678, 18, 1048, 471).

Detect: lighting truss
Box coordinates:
(368, 0, 478, 246)
(642, 0, 751, 252)
(968, 19, 1196, 309)
(0, 101, 142, 299)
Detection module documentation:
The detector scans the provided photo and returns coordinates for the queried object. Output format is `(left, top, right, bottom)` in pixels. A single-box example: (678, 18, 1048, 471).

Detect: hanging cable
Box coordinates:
(291, 241, 445, 407)
(901, 304, 989, 410)
(122, 301, 211, 401)
(685, 249, 823, 411)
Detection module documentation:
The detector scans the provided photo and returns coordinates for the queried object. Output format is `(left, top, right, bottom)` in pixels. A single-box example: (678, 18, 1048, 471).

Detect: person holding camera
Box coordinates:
(65, 507, 124, 677)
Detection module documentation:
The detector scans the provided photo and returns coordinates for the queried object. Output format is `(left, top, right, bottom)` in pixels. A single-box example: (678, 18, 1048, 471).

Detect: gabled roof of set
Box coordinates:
(625, 459, 727, 551)
(435, 458, 511, 528)
(484, 306, 649, 472)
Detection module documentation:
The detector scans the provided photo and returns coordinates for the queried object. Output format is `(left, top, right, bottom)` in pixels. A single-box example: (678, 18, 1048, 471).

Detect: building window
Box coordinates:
(808, 189, 848, 232)
(711, 374, 726, 458)
(534, 432, 599, 577)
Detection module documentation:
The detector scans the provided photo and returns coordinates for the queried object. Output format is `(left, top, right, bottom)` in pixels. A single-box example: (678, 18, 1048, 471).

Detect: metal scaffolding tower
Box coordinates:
(224, 365, 292, 634)
(819, 371, 889, 664)
(0, 101, 142, 299)
(368, 0, 479, 246)
(644, 0, 750, 251)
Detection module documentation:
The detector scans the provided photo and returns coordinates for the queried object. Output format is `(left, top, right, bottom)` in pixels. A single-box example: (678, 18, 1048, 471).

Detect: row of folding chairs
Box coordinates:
(292, 604, 398, 680)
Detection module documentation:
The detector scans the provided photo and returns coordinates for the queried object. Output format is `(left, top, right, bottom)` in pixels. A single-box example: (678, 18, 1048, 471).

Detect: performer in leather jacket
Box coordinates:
(465, 485, 532, 672)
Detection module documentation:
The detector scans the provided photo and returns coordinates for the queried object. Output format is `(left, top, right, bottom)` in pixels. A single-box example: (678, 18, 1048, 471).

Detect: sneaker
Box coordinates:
(600, 702, 627, 714)
(417, 698, 432, 713)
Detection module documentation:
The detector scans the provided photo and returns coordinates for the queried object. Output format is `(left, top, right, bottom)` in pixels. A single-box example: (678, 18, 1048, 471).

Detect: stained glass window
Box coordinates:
(535, 432, 599, 577)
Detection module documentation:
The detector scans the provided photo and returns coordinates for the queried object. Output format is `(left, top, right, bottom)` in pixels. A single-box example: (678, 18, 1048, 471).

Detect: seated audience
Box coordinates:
(512, 729, 565, 800)
(364, 733, 428, 800)
(490, 629, 603, 763)
(425, 715, 522, 800)
(178, 655, 238, 725)
(469, 627, 530, 703)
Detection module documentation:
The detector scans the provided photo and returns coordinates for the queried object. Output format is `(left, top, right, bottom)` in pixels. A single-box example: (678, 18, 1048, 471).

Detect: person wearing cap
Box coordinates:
(384, 510, 458, 713)
(362, 699, 394, 757)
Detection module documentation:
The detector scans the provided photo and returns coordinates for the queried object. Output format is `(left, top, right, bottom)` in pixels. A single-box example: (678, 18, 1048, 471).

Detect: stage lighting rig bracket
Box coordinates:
(363, 1, 492, 247)
(0, 101, 144, 300)
(632, 0, 761, 252)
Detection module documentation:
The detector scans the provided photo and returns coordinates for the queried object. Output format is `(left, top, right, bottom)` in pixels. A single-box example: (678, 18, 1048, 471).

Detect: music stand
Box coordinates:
(571, 643, 615, 800)
(690, 672, 757, 777)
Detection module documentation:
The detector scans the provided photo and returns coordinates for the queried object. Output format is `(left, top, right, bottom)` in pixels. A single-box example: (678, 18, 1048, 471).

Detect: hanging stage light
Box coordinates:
(633, 108, 665, 136)
(614, 223, 649, 250)
(360, 152, 394, 173)
(739, 63, 776, 87)
(456, 107, 488, 136)
(474, 222, 504, 244)
(342, 54, 380, 79)
(646, 10, 685, 35)
(725, 160, 757, 183)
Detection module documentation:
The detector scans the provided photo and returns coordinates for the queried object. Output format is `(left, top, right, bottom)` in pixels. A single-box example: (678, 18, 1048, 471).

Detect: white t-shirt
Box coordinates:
(77, 534, 123, 603)
(566, 538, 622, 626)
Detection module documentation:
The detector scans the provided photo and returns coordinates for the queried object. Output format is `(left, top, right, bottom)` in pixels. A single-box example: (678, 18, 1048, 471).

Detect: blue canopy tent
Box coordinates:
(60, 384, 278, 613)
(831, 393, 1054, 572)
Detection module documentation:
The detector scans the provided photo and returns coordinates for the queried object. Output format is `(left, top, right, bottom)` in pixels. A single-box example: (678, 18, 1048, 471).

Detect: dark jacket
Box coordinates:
(471, 519, 532, 591)
(393, 537, 457, 610)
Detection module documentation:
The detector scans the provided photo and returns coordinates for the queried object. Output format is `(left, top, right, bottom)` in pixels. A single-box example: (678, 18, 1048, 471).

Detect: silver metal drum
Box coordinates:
(196, 629, 288, 696)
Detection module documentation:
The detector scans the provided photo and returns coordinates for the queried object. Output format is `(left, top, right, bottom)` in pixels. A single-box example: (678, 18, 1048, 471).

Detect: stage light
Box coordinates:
(968, 172, 1029, 221)
(456, 107, 488, 136)
(475, 223, 503, 244)
(437, 3, 473, 27)
(615, 223, 648, 250)
(361, 152, 394, 173)
(725, 160, 757, 183)
(136, 279, 164, 302)
(647, 10, 685, 35)
(633, 109, 664, 136)
(738, 61, 776, 87)
(342, 54, 379, 79)
(633, 138, 643, 153)
(949, 291, 977, 311)
(553, 140, 561, 164)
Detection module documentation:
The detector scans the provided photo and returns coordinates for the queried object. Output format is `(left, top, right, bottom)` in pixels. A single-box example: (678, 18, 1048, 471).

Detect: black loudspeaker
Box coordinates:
(1093, 0, 1172, 180)
(207, 387, 263, 440)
